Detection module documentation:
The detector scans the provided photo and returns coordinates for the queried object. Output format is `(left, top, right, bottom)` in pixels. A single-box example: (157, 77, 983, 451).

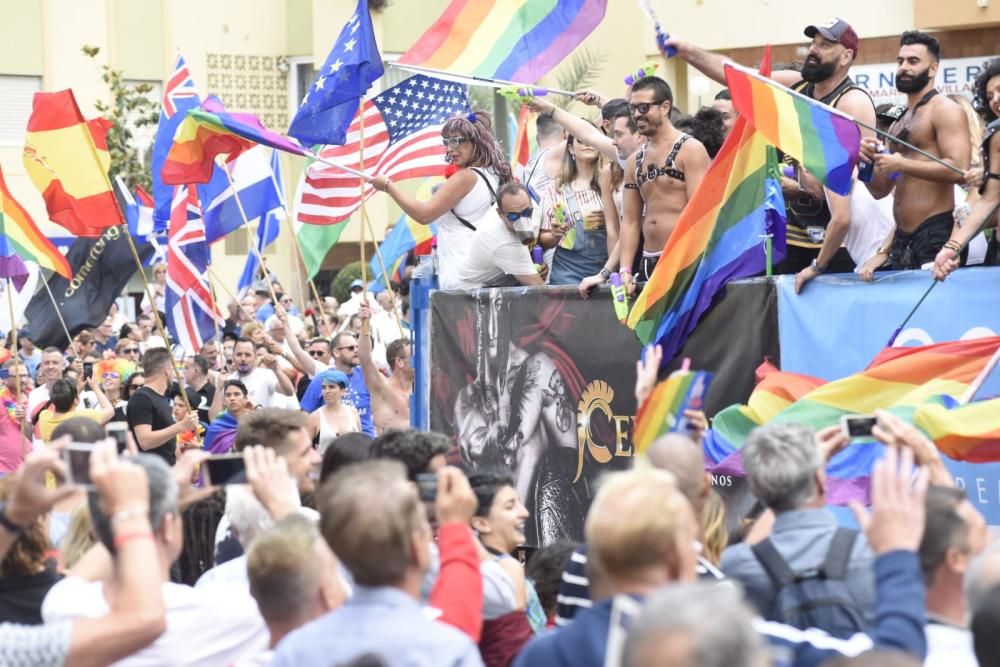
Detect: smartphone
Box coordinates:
(63, 443, 96, 488)
(106, 422, 128, 453)
(204, 454, 247, 486)
(415, 472, 437, 503)
(83, 362, 93, 380)
(841, 414, 877, 439)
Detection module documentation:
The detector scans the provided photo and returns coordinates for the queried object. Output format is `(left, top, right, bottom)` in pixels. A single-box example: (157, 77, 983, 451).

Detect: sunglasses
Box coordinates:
(442, 136, 467, 149)
(128, 383, 144, 390)
(336, 345, 359, 352)
(308, 349, 327, 357)
(503, 208, 533, 222)
(102, 372, 120, 380)
(122, 348, 139, 354)
(628, 100, 666, 116)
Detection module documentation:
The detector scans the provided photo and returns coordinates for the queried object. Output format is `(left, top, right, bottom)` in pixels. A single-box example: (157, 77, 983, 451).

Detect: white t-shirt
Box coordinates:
(436, 168, 500, 290)
(228, 368, 279, 409)
(457, 212, 538, 289)
(845, 182, 894, 268)
(924, 622, 978, 667)
(42, 577, 269, 667)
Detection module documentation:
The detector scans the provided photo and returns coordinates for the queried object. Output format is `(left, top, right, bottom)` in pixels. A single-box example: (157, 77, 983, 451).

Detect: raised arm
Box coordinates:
(89, 380, 116, 424)
(357, 303, 385, 399)
(664, 37, 802, 88)
(277, 307, 318, 377)
(370, 170, 478, 224)
(523, 98, 616, 161)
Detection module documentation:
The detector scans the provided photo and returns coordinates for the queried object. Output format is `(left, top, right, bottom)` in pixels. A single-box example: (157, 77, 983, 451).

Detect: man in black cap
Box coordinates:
(664, 18, 877, 293)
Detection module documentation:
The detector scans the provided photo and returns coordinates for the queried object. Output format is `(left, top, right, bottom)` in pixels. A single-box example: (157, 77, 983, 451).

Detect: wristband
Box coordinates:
(113, 531, 154, 550)
(619, 267, 632, 275)
(599, 268, 611, 280)
(111, 507, 149, 525)
(0, 503, 25, 534)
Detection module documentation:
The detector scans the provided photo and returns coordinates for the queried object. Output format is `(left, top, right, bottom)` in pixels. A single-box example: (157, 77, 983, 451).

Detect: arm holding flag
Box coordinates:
(370, 171, 478, 224)
(659, 36, 802, 88)
(523, 97, 617, 161)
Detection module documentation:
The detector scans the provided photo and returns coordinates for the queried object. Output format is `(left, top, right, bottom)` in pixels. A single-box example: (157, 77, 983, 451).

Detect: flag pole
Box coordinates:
(288, 222, 330, 323)
(38, 276, 80, 358)
(206, 267, 223, 366)
(214, 158, 283, 310)
(764, 234, 773, 277)
(364, 216, 406, 340)
(208, 267, 254, 321)
(357, 96, 371, 342)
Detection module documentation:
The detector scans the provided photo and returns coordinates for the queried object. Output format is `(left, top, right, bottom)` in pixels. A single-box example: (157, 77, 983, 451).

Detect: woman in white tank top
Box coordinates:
(369, 111, 513, 290)
(307, 369, 360, 455)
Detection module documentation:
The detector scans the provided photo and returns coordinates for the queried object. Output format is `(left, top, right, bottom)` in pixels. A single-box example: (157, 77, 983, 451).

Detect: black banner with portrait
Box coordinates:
(428, 280, 779, 546)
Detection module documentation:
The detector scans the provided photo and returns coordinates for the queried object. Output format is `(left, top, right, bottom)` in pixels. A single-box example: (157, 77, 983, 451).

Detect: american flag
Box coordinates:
(294, 74, 470, 225)
(166, 185, 220, 354)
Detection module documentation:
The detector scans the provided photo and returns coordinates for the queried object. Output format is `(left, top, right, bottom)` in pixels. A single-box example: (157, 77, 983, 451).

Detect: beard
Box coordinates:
(896, 68, 932, 94)
(801, 56, 837, 83)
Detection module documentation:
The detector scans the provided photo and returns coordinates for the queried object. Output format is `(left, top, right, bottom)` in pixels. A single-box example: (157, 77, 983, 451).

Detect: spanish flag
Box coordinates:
(22, 90, 122, 237)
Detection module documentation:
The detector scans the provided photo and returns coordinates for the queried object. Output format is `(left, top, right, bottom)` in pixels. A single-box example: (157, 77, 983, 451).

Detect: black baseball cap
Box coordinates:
(804, 18, 860, 56)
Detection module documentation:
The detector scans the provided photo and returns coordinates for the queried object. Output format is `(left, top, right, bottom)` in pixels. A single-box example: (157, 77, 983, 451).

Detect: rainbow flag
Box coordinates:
(705, 337, 1000, 504)
(633, 369, 712, 455)
(369, 177, 442, 286)
(22, 90, 122, 237)
(197, 97, 311, 158)
(161, 105, 256, 185)
(398, 0, 608, 84)
(0, 163, 71, 279)
(512, 105, 532, 169)
(626, 50, 786, 361)
(724, 63, 860, 196)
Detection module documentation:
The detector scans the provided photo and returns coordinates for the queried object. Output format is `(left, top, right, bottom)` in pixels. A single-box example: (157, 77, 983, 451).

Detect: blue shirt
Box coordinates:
(301, 365, 375, 437)
(255, 302, 274, 323)
(271, 586, 483, 667)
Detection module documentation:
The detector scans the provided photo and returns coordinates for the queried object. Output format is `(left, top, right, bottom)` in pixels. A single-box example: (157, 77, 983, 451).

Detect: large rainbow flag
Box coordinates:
(704, 337, 1000, 504)
(0, 163, 70, 279)
(398, 0, 608, 83)
(724, 63, 861, 196)
(626, 51, 786, 359)
(161, 101, 262, 185)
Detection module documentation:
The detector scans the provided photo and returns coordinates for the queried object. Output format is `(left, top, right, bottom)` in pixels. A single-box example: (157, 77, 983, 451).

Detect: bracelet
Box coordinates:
(0, 503, 25, 534)
(110, 507, 149, 525)
(599, 268, 611, 280)
(944, 239, 962, 253)
(380, 179, 393, 192)
(619, 267, 632, 275)
(113, 531, 154, 550)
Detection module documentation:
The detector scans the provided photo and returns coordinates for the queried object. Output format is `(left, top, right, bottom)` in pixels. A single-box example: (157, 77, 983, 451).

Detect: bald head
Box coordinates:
(645, 434, 710, 516)
(968, 543, 1000, 615)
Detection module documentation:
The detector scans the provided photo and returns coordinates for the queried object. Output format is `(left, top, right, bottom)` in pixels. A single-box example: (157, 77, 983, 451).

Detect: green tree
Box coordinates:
(330, 261, 364, 304)
(82, 45, 160, 191)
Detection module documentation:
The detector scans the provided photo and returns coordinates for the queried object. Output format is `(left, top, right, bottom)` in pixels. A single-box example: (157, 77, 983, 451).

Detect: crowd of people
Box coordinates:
(0, 14, 999, 667)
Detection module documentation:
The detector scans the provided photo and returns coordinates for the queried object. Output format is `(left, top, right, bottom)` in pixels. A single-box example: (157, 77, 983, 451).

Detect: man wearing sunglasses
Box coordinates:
(619, 76, 711, 296)
(457, 182, 546, 289)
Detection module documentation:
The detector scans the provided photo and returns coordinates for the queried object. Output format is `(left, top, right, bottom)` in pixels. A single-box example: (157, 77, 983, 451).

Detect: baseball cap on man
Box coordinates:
(349, 279, 364, 290)
(804, 18, 860, 56)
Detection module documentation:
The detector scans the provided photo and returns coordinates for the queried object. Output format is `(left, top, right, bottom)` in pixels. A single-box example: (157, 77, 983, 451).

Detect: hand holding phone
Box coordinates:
(204, 454, 247, 486)
(841, 414, 877, 439)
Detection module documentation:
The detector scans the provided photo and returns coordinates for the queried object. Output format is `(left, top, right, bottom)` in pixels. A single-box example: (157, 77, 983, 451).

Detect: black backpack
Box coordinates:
(751, 528, 867, 639)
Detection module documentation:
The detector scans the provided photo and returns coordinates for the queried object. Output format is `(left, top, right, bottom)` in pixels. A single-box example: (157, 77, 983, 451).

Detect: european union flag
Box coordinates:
(288, 0, 384, 146)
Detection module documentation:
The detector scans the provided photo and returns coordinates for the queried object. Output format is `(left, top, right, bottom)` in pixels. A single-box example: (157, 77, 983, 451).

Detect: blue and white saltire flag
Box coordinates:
(237, 150, 285, 292)
(123, 186, 166, 266)
(200, 146, 283, 244)
(166, 185, 220, 353)
(288, 0, 384, 146)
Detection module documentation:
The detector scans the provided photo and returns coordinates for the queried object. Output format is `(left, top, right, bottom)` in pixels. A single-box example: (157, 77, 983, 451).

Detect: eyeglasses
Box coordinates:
(503, 208, 533, 222)
(627, 100, 666, 116)
(441, 136, 467, 149)
(128, 383, 145, 390)
(102, 372, 120, 380)
(308, 349, 327, 357)
(122, 348, 139, 354)
(336, 345, 359, 352)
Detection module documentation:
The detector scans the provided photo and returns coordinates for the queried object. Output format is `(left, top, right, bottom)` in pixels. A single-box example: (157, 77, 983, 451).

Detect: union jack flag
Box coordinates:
(166, 185, 220, 354)
(153, 55, 205, 224)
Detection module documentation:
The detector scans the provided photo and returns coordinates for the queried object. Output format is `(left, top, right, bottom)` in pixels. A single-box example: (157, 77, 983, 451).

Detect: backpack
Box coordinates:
(750, 527, 866, 639)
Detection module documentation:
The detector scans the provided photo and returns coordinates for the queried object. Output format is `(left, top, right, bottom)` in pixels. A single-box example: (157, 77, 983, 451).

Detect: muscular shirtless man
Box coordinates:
(619, 76, 710, 295)
(664, 18, 877, 293)
(859, 31, 970, 273)
(358, 304, 412, 433)
(453, 290, 586, 543)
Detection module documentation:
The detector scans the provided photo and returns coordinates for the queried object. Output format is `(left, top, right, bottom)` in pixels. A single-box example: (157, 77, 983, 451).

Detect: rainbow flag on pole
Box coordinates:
(626, 50, 786, 360)
(161, 102, 259, 185)
(398, 0, 608, 83)
(724, 63, 861, 195)
(0, 163, 70, 279)
(633, 368, 713, 455)
(705, 337, 1000, 504)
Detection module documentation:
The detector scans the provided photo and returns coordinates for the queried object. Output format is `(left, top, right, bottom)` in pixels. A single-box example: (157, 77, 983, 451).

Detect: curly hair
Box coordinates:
(973, 57, 1000, 123)
(441, 111, 513, 185)
(0, 477, 50, 577)
(370, 428, 450, 481)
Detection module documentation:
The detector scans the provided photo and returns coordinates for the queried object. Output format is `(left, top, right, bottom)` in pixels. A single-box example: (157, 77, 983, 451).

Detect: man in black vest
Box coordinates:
(663, 18, 877, 292)
(858, 31, 970, 274)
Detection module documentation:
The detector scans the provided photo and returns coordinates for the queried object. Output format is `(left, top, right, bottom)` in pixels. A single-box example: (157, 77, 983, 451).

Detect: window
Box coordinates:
(288, 56, 318, 111)
(0, 76, 41, 145)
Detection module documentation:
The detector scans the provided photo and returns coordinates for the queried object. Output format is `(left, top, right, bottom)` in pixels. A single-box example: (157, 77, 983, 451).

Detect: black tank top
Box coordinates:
(783, 76, 871, 248)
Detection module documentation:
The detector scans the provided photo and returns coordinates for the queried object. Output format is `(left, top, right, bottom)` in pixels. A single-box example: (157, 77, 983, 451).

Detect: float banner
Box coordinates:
(427, 282, 778, 546)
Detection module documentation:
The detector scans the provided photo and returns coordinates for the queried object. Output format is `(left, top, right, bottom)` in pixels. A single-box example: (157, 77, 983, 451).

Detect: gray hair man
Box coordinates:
(40, 454, 270, 665)
(720, 422, 877, 636)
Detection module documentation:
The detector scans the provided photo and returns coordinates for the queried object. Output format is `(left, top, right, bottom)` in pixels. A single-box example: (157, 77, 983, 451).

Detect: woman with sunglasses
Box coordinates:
(537, 132, 608, 285)
(94, 359, 136, 423)
(369, 111, 513, 290)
